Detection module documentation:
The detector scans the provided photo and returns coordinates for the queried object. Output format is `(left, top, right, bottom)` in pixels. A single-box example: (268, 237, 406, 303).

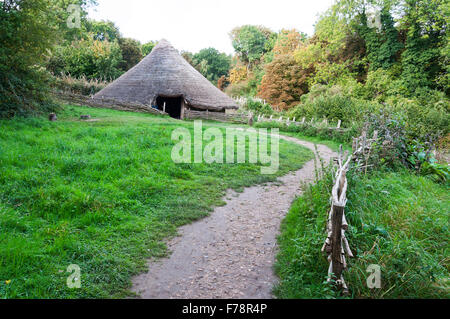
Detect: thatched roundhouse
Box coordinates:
(93, 39, 238, 119)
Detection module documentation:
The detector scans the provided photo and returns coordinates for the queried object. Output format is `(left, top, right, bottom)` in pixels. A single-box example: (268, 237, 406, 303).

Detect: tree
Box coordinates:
(272, 29, 307, 56)
(86, 20, 121, 42)
(398, 0, 447, 93)
(229, 66, 248, 84)
(356, 8, 403, 71)
(229, 25, 275, 69)
(0, 0, 58, 117)
(50, 0, 97, 42)
(47, 38, 123, 80)
(181, 51, 195, 65)
(217, 75, 229, 91)
(118, 37, 143, 72)
(258, 54, 313, 110)
(192, 48, 231, 84)
(142, 41, 157, 56)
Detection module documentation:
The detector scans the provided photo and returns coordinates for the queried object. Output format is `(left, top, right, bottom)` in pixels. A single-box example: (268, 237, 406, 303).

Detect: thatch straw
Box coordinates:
(93, 39, 238, 111)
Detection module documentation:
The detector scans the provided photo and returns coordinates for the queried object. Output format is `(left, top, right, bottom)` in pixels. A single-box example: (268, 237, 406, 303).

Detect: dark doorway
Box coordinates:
(156, 96, 183, 119)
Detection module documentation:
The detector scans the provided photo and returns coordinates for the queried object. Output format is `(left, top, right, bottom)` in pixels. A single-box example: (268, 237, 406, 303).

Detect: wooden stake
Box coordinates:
(331, 203, 345, 287)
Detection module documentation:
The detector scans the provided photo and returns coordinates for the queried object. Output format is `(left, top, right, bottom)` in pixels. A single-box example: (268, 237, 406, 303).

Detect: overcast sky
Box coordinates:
(88, 0, 336, 54)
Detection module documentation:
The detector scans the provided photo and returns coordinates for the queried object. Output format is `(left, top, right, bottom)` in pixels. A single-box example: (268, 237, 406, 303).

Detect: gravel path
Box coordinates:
(132, 135, 336, 299)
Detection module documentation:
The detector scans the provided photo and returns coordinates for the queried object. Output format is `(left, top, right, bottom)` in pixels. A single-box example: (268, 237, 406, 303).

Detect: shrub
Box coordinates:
(243, 98, 274, 116)
(254, 120, 358, 144)
(224, 81, 252, 97)
(288, 94, 376, 127)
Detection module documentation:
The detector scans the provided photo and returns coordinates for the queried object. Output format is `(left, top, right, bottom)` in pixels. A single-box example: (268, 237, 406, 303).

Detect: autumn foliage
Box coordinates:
(258, 54, 312, 110)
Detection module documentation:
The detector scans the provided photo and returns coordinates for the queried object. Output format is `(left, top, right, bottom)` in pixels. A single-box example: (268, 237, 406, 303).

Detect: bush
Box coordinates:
(224, 81, 252, 97)
(243, 98, 274, 116)
(288, 94, 376, 128)
(364, 110, 448, 183)
(254, 120, 358, 144)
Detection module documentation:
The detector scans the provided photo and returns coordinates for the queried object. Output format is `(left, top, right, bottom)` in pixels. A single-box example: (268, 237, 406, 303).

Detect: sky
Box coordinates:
(88, 0, 336, 54)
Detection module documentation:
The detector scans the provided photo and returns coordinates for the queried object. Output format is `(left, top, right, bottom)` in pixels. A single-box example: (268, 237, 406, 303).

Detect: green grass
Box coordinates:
(0, 104, 313, 298)
(274, 169, 449, 299)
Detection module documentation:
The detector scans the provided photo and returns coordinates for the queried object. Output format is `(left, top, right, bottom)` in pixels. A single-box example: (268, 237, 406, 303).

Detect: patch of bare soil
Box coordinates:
(132, 135, 336, 298)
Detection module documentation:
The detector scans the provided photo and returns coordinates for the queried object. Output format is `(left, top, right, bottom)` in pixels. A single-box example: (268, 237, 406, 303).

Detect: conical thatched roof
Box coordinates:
(93, 39, 238, 111)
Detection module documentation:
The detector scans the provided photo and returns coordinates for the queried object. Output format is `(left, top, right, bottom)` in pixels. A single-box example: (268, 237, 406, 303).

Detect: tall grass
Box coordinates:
(51, 74, 108, 96)
(274, 169, 449, 298)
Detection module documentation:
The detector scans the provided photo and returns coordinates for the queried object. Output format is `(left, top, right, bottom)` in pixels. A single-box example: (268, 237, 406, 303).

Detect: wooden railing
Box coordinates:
(256, 114, 350, 132)
(53, 91, 166, 115)
(321, 146, 353, 295)
(184, 109, 250, 124)
(321, 130, 377, 295)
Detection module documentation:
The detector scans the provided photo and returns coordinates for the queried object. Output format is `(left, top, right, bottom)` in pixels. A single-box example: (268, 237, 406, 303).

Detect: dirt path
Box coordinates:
(132, 135, 336, 299)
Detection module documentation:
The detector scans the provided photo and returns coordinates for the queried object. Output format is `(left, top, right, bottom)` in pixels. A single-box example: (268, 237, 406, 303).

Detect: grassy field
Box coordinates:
(0, 104, 313, 298)
(274, 169, 449, 298)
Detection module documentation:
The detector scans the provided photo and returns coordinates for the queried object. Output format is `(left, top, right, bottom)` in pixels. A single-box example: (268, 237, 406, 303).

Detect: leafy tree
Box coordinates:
(0, 0, 58, 117)
(50, 0, 97, 42)
(118, 37, 143, 72)
(47, 38, 123, 80)
(217, 75, 229, 91)
(229, 66, 248, 84)
(230, 25, 275, 69)
(398, 0, 448, 93)
(86, 20, 121, 41)
(272, 29, 307, 56)
(181, 51, 195, 65)
(142, 41, 157, 56)
(258, 54, 313, 110)
(192, 48, 231, 84)
(356, 9, 403, 71)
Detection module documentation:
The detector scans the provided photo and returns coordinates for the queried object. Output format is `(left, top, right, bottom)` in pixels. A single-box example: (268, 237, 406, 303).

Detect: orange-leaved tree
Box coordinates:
(258, 54, 312, 111)
(272, 29, 307, 56)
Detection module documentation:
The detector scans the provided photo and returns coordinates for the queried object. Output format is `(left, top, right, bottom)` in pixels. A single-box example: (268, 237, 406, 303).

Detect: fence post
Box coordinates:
(337, 119, 341, 129)
(330, 203, 345, 286)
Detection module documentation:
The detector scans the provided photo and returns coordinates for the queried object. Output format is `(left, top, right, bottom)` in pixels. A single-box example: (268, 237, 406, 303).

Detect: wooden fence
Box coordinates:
(321, 130, 377, 294)
(255, 114, 350, 132)
(184, 109, 250, 124)
(53, 91, 166, 115)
